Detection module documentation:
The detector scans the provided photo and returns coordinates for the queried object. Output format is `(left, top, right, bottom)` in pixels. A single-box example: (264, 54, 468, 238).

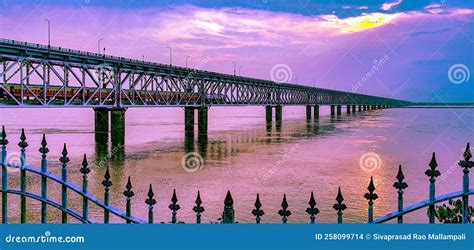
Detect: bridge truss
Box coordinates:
(0, 39, 409, 108)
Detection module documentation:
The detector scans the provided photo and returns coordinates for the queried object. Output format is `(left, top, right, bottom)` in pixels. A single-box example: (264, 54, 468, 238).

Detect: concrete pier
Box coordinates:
(198, 107, 208, 135)
(111, 108, 126, 147)
(358, 105, 362, 112)
(185, 107, 195, 137)
(275, 105, 282, 122)
(314, 105, 319, 119)
(94, 108, 109, 133)
(346, 105, 351, 114)
(330, 105, 336, 116)
(352, 105, 356, 113)
(337, 105, 342, 115)
(265, 106, 272, 124)
(306, 105, 312, 121)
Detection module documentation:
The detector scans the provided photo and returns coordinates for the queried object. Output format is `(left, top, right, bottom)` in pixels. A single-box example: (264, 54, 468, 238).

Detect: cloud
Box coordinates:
(381, 0, 402, 11)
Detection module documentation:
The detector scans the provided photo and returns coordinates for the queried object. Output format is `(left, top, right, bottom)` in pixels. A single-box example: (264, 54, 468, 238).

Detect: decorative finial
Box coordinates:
(0, 126, 8, 146)
(80, 154, 90, 175)
(145, 184, 156, 206)
(459, 143, 474, 173)
(18, 128, 28, 149)
(425, 152, 440, 181)
(123, 176, 134, 198)
(169, 189, 180, 211)
(364, 177, 378, 203)
(59, 143, 69, 165)
(278, 194, 291, 223)
(393, 165, 408, 190)
(39, 134, 49, 156)
(224, 190, 233, 207)
(333, 187, 347, 211)
(193, 191, 204, 213)
(102, 166, 112, 188)
(251, 193, 264, 223)
(306, 191, 320, 219)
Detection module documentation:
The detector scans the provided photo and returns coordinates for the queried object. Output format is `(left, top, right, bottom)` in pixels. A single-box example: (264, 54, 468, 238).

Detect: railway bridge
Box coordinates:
(0, 39, 410, 142)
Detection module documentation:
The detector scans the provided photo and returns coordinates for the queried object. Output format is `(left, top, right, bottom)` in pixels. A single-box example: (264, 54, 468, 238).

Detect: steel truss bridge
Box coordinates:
(0, 39, 409, 108)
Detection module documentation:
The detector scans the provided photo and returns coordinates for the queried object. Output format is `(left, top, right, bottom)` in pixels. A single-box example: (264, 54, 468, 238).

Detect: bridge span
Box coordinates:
(0, 38, 410, 141)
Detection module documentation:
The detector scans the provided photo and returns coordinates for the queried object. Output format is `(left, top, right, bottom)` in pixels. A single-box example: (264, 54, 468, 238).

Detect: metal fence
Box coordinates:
(1, 127, 473, 224)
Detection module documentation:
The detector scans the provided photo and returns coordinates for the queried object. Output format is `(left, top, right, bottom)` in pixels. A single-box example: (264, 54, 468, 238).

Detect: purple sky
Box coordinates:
(0, 0, 473, 102)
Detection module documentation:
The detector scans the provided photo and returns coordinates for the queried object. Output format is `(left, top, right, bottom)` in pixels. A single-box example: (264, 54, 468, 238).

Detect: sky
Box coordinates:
(0, 0, 473, 102)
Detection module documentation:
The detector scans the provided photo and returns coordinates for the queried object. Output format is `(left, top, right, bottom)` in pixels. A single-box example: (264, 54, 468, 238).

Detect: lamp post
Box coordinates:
(98, 38, 104, 54)
(232, 61, 236, 76)
(44, 19, 51, 49)
(167, 46, 172, 66)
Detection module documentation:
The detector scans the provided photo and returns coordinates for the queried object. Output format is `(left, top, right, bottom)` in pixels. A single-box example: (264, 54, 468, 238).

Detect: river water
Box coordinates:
(0, 106, 473, 223)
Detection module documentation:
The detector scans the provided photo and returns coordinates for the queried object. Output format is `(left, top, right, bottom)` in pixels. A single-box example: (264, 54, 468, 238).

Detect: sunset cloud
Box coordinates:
(381, 0, 402, 11)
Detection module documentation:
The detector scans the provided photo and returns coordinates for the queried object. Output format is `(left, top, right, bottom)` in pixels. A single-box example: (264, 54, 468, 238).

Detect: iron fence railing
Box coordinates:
(0, 127, 472, 224)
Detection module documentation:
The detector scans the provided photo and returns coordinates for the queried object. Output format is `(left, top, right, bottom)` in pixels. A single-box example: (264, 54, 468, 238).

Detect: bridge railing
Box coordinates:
(0, 127, 472, 224)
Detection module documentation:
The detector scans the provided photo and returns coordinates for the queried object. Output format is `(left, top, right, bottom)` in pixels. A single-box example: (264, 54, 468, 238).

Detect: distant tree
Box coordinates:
(433, 199, 473, 223)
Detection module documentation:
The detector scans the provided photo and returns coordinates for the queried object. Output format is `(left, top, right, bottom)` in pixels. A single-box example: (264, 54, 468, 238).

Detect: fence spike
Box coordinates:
(0, 126, 8, 145)
(19, 129, 28, 224)
(80, 154, 90, 175)
(193, 191, 205, 224)
(251, 193, 264, 224)
(364, 177, 378, 223)
(123, 176, 135, 198)
(278, 194, 291, 224)
(102, 166, 112, 223)
(222, 190, 234, 223)
(169, 189, 180, 223)
(59, 143, 69, 165)
(123, 176, 134, 223)
(59, 143, 69, 224)
(224, 190, 233, 206)
(306, 191, 319, 224)
(333, 187, 347, 224)
(102, 166, 112, 188)
(459, 143, 473, 224)
(145, 184, 156, 224)
(18, 128, 28, 149)
(39, 133, 49, 224)
(39, 134, 49, 156)
(393, 165, 408, 223)
(425, 152, 439, 223)
(80, 154, 89, 223)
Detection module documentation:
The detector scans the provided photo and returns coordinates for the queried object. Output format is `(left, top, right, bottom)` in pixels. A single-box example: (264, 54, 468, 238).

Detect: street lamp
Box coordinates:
(167, 46, 172, 66)
(232, 61, 236, 76)
(44, 19, 51, 48)
(186, 56, 190, 68)
(98, 38, 104, 54)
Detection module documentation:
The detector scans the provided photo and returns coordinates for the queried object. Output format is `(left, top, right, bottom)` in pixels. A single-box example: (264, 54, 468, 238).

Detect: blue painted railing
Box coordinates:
(0, 127, 472, 224)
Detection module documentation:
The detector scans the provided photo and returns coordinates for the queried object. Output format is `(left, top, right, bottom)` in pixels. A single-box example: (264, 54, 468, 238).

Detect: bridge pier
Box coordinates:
(265, 106, 272, 124)
(352, 105, 356, 113)
(358, 105, 362, 112)
(306, 105, 312, 121)
(94, 108, 109, 134)
(275, 105, 282, 123)
(314, 105, 319, 119)
(185, 107, 195, 137)
(346, 105, 351, 114)
(111, 108, 126, 147)
(330, 105, 336, 116)
(337, 105, 342, 116)
(198, 107, 208, 135)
